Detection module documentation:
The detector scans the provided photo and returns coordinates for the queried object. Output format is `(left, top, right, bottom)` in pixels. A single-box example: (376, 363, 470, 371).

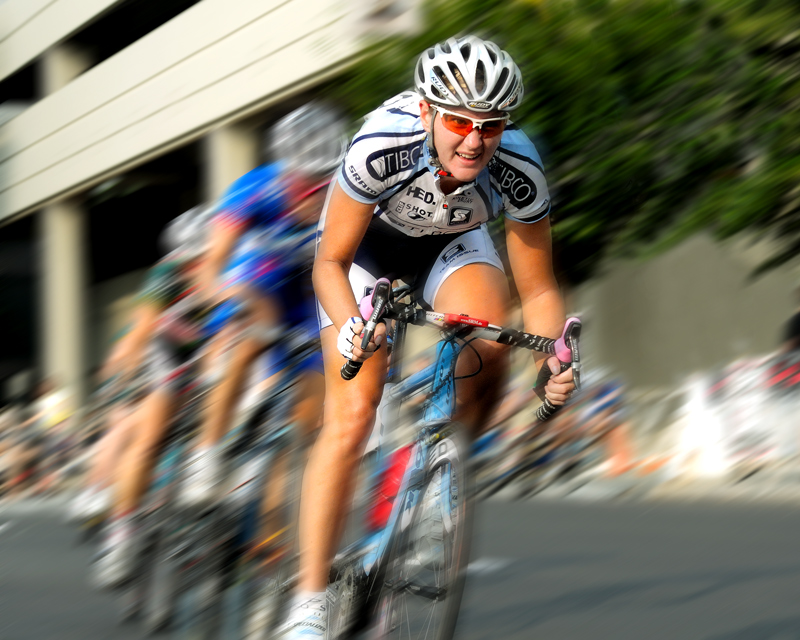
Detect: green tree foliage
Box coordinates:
(332, 0, 800, 285)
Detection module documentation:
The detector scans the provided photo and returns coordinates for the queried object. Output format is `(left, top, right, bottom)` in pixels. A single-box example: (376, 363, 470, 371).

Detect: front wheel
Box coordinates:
(238, 441, 302, 639)
(141, 526, 179, 634)
(370, 427, 473, 640)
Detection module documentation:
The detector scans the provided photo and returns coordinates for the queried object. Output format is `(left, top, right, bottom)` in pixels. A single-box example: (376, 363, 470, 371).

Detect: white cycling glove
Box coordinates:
(337, 317, 363, 360)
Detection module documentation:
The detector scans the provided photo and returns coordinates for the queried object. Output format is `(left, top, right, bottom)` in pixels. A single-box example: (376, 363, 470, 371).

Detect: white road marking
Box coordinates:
(468, 557, 513, 576)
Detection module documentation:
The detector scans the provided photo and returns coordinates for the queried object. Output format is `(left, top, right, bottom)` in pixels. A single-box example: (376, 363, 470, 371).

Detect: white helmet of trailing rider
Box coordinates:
(414, 35, 524, 113)
(267, 101, 348, 178)
(160, 203, 213, 261)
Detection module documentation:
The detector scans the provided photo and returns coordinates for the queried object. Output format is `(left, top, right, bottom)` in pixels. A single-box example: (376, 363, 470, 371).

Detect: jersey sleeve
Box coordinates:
(337, 94, 427, 205)
(215, 164, 286, 229)
(489, 127, 551, 224)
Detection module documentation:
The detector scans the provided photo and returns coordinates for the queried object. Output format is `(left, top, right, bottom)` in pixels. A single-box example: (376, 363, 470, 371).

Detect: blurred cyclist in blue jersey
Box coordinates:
(93, 103, 348, 588)
(177, 102, 347, 506)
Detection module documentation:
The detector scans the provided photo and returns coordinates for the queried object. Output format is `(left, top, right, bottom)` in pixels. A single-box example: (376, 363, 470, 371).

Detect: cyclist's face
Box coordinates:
(420, 101, 504, 183)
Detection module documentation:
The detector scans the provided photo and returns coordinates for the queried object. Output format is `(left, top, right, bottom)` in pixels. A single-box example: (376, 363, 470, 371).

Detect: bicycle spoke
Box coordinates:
(375, 448, 470, 640)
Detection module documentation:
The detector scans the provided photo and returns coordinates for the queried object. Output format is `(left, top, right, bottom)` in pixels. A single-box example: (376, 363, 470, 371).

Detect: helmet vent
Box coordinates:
(436, 67, 458, 97)
(447, 62, 470, 97)
(486, 67, 509, 102)
(460, 42, 471, 59)
(499, 80, 518, 108)
(475, 61, 486, 94)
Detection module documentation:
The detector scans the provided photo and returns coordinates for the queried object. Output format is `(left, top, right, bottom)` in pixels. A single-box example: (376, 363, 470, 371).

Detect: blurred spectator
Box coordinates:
(30, 377, 75, 432)
(0, 377, 79, 498)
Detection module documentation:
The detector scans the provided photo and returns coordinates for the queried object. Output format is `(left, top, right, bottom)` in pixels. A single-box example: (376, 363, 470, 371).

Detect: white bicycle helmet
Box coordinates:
(414, 35, 523, 113)
(160, 204, 212, 260)
(267, 101, 348, 178)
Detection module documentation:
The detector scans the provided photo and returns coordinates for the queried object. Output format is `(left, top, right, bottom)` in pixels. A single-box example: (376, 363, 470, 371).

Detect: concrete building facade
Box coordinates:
(0, 0, 796, 405)
(0, 0, 416, 402)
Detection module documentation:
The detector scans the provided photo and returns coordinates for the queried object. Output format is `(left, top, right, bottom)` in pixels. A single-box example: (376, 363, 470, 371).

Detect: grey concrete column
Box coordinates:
(39, 43, 93, 96)
(40, 200, 88, 404)
(203, 124, 259, 201)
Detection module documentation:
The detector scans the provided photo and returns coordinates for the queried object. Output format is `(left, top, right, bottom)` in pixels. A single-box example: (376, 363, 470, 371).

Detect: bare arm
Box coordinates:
(505, 216, 566, 367)
(102, 303, 160, 379)
(312, 183, 376, 332)
(505, 216, 575, 404)
(201, 219, 241, 299)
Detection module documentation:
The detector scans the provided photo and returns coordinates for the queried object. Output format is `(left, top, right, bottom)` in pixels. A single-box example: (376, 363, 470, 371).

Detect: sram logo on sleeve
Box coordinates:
(488, 157, 538, 209)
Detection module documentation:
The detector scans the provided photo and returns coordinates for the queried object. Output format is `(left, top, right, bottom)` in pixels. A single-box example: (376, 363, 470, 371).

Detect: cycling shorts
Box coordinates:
(316, 217, 504, 330)
(219, 228, 321, 373)
(144, 335, 204, 396)
(286, 319, 324, 377)
(203, 298, 243, 338)
(260, 339, 324, 379)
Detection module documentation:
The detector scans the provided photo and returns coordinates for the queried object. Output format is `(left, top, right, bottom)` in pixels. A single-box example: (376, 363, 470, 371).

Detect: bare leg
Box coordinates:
(298, 329, 387, 591)
(198, 291, 282, 449)
(432, 263, 511, 436)
(114, 389, 174, 514)
(259, 370, 325, 550)
(293, 370, 326, 445)
(199, 335, 265, 448)
(86, 404, 136, 489)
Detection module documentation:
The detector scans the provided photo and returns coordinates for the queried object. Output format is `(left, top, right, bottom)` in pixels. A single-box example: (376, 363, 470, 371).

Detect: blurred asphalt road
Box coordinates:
(0, 500, 156, 640)
(2, 498, 800, 639)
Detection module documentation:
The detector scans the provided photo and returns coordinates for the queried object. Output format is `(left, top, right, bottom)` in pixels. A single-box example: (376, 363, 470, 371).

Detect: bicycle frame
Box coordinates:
(329, 281, 580, 639)
(354, 323, 467, 579)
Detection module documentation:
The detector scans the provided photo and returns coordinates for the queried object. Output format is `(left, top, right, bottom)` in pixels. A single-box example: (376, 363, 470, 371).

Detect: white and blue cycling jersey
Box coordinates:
(316, 91, 553, 331)
(335, 91, 551, 237)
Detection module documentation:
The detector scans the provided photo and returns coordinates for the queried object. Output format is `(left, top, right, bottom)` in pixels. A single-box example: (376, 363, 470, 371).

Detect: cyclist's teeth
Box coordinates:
(456, 152, 478, 159)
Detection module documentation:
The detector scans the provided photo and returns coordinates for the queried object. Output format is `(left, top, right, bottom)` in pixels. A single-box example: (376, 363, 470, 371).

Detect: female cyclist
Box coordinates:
(282, 35, 576, 637)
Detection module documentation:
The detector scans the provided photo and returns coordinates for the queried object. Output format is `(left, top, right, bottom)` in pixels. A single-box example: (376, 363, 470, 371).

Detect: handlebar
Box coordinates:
(339, 279, 392, 381)
(341, 359, 362, 381)
(339, 279, 581, 423)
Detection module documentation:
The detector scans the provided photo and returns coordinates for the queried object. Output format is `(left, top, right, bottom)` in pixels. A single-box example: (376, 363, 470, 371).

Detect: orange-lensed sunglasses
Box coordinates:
(431, 104, 509, 139)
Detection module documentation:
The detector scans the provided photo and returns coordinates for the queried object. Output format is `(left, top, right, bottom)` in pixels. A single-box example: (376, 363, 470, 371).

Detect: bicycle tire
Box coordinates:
(370, 426, 473, 640)
(239, 550, 298, 640)
(328, 557, 370, 640)
(173, 569, 226, 640)
(135, 436, 195, 633)
(327, 449, 382, 639)
(141, 524, 180, 634)
(236, 436, 302, 639)
(114, 525, 159, 625)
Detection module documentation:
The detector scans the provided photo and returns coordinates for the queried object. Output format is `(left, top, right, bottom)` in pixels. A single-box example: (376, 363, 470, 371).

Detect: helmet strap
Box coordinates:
(425, 106, 453, 178)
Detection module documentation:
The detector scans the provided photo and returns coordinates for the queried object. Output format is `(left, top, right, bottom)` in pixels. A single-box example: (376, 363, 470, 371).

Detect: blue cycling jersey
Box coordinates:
(213, 163, 320, 365)
(216, 163, 288, 229)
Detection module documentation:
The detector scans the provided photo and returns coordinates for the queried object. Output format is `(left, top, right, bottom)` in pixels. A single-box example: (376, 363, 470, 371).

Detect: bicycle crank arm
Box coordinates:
(384, 578, 447, 600)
